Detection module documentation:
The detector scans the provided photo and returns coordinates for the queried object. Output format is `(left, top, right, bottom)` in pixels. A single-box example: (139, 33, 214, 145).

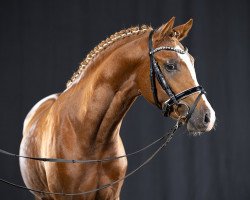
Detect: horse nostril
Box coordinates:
(204, 113, 210, 124)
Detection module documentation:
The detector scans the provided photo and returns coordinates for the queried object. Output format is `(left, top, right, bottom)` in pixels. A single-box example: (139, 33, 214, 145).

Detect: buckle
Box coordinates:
(162, 100, 190, 120)
(173, 102, 190, 119)
(162, 100, 171, 117)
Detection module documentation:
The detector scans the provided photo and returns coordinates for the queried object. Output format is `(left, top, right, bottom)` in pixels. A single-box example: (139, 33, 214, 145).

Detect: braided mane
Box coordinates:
(66, 25, 152, 88)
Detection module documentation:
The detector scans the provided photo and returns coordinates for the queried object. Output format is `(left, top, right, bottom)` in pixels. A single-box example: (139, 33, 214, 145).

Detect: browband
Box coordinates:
(149, 46, 188, 55)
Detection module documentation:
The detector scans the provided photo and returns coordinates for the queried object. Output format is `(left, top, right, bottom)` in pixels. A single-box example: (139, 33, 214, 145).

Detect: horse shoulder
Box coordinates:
(23, 94, 60, 135)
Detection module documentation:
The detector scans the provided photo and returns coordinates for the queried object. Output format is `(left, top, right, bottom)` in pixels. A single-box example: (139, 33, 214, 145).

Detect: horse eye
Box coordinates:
(165, 64, 177, 71)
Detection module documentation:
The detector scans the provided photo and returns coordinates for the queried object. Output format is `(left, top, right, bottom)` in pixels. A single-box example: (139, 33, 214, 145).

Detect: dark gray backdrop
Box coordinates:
(0, 0, 249, 199)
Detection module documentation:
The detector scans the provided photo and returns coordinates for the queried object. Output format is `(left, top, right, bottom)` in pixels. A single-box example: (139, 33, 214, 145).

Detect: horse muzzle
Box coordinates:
(186, 105, 216, 134)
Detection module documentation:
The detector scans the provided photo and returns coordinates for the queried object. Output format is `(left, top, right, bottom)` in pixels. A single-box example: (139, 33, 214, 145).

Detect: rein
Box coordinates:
(0, 29, 206, 197)
(0, 126, 175, 164)
(0, 120, 181, 196)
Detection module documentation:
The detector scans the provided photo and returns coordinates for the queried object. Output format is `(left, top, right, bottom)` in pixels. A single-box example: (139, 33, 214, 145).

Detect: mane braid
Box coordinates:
(66, 25, 152, 88)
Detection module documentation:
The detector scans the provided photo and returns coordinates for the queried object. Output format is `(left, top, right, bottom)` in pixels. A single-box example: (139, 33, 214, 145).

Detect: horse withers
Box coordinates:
(20, 17, 216, 200)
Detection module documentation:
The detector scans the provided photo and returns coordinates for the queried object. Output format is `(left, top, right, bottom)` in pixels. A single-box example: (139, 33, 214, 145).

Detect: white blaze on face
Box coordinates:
(176, 45, 199, 86)
(175, 45, 216, 131)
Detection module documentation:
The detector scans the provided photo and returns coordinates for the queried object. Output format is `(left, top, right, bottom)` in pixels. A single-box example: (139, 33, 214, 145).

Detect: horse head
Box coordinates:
(137, 17, 216, 135)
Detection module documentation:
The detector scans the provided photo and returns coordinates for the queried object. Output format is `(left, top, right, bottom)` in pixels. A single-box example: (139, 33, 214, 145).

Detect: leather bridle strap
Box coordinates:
(162, 85, 206, 116)
(149, 30, 177, 109)
(148, 30, 206, 118)
(185, 91, 204, 122)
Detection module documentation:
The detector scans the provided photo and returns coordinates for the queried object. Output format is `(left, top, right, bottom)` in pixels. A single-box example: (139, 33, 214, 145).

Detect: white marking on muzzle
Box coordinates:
(202, 95, 216, 131)
(176, 45, 216, 131)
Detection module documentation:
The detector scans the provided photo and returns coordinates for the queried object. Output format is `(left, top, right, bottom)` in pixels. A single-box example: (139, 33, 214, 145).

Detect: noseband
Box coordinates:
(148, 30, 206, 120)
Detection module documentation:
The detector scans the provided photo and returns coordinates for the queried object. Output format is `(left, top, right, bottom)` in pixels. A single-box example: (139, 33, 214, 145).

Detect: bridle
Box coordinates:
(0, 29, 207, 197)
(148, 30, 206, 120)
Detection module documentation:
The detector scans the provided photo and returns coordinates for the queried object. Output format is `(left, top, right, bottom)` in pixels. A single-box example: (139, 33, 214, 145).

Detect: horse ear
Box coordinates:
(173, 19, 193, 41)
(158, 17, 175, 37)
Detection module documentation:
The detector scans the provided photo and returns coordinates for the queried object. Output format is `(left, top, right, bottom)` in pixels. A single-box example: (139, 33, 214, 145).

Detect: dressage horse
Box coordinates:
(19, 17, 216, 200)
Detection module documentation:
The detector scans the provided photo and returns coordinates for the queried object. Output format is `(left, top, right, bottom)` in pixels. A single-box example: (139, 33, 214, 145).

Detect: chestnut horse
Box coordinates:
(19, 17, 216, 200)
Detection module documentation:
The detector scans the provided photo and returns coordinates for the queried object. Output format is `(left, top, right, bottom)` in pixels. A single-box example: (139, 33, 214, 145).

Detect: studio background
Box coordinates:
(0, 0, 249, 199)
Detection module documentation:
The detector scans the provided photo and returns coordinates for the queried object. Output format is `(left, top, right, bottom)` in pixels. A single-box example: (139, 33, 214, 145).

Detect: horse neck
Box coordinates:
(58, 33, 149, 145)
